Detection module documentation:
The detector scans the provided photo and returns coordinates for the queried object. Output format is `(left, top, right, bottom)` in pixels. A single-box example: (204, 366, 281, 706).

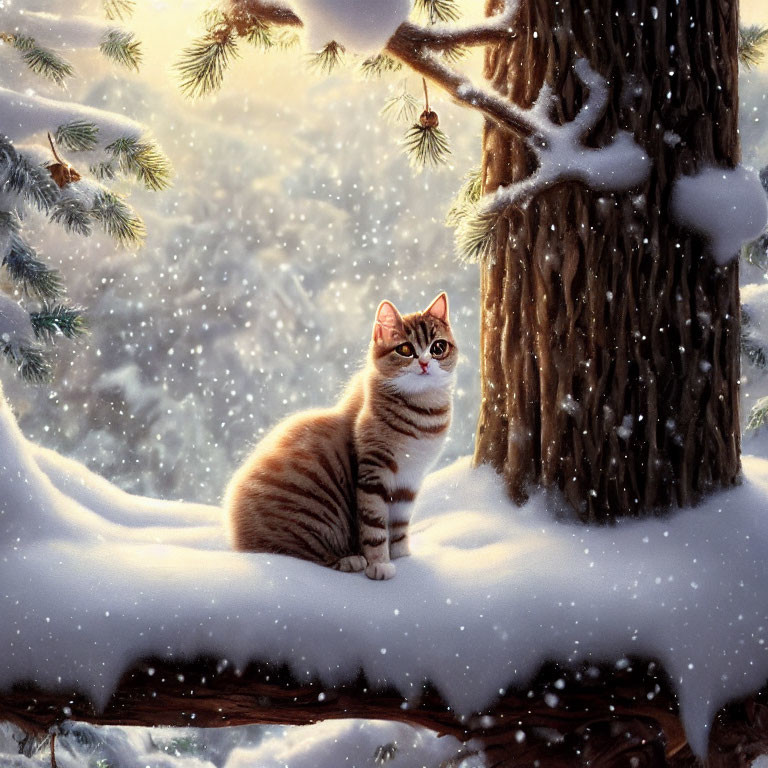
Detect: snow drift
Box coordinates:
(1, 380, 768, 759)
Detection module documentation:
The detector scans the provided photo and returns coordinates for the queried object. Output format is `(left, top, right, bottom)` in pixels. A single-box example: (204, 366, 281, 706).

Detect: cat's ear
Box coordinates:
(424, 292, 449, 323)
(373, 300, 405, 343)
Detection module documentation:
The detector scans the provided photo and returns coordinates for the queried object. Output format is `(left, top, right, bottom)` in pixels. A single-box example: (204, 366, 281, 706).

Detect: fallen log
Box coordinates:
(2, 655, 767, 766)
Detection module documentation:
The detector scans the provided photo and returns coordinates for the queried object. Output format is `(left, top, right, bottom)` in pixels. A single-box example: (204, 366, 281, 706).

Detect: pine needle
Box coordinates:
(402, 123, 451, 169)
(91, 190, 146, 246)
(245, 21, 274, 50)
(361, 54, 402, 78)
(0, 137, 59, 213)
(105, 136, 172, 191)
(381, 87, 420, 124)
(1, 341, 52, 384)
(176, 28, 239, 98)
(440, 44, 468, 64)
(414, 0, 460, 23)
(2, 232, 63, 299)
(309, 41, 345, 74)
(445, 165, 483, 227)
(747, 396, 768, 432)
(454, 206, 499, 263)
(739, 25, 768, 69)
(49, 198, 93, 237)
(100, 29, 143, 71)
(272, 29, 300, 50)
(30, 302, 87, 341)
(55, 120, 100, 152)
(103, 0, 135, 21)
(12, 36, 74, 86)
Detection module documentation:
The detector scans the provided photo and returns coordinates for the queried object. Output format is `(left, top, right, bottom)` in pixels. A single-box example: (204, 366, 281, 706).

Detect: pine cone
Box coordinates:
(419, 109, 439, 128)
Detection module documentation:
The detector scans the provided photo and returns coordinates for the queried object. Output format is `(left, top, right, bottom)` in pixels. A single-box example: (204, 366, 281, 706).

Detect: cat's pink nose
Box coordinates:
(419, 360, 429, 373)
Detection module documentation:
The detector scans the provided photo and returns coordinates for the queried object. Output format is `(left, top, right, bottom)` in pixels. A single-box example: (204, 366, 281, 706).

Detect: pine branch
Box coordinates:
(91, 190, 146, 246)
(55, 121, 100, 152)
(2, 233, 63, 300)
(29, 302, 87, 341)
(0, 137, 59, 212)
(89, 161, 117, 181)
(746, 396, 768, 432)
(105, 136, 172, 191)
(381, 87, 420, 124)
(176, 27, 240, 97)
(272, 29, 300, 49)
(244, 20, 274, 49)
(453, 206, 500, 263)
(309, 41, 345, 74)
(445, 165, 483, 227)
(49, 198, 93, 237)
(739, 25, 768, 70)
(402, 122, 451, 168)
(103, 0, 136, 21)
(361, 54, 403, 78)
(414, 0, 460, 23)
(1, 341, 52, 384)
(11, 35, 74, 86)
(100, 30, 143, 71)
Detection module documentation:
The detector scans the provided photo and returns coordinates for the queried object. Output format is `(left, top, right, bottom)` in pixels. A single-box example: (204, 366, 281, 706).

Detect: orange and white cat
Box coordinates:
(225, 293, 457, 580)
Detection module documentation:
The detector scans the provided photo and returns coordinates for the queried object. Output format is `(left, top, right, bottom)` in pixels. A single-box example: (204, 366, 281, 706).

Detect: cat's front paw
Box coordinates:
(365, 561, 396, 580)
(333, 555, 367, 573)
(390, 539, 410, 559)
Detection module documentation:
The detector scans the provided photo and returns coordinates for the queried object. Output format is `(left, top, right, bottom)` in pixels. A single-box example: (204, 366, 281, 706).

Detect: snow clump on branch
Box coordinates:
(670, 164, 768, 265)
(488, 59, 651, 213)
(291, 0, 412, 52)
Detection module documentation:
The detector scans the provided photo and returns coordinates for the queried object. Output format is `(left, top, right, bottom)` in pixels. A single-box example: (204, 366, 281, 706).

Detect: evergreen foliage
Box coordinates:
(91, 190, 146, 246)
(176, 24, 240, 98)
(2, 232, 64, 301)
(55, 121, 100, 153)
(9, 34, 75, 86)
(402, 122, 451, 168)
(381, 87, 420, 124)
(29, 303, 87, 341)
(100, 30, 143, 71)
(0, 8, 166, 384)
(445, 166, 483, 227)
(103, 0, 135, 21)
(309, 41, 346, 74)
(105, 136, 172, 191)
(453, 207, 500, 263)
(747, 396, 768, 433)
(739, 25, 768, 69)
(361, 54, 402, 79)
(413, 0, 460, 23)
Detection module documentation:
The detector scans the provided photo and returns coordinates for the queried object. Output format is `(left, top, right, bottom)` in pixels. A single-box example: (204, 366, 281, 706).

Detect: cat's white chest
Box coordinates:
(397, 434, 445, 488)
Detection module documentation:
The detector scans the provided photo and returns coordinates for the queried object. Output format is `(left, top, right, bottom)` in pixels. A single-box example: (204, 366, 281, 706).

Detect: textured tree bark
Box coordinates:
(474, 0, 742, 520)
(2, 656, 768, 767)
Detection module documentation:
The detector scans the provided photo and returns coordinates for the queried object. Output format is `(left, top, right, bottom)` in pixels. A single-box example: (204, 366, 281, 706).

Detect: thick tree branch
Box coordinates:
(2, 655, 768, 766)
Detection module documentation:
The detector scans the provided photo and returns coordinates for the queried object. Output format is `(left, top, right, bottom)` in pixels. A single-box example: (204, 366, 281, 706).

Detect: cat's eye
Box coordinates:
(394, 343, 415, 357)
(430, 339, 449, 358)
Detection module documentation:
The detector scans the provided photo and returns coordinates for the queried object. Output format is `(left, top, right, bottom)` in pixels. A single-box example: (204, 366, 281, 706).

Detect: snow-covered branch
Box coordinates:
(485, 59, 651, 213)
(0, 9, 114, 50)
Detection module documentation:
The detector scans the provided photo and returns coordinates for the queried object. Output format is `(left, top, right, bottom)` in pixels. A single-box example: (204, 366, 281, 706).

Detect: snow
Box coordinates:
(0, 85, 143, 145)
(2, 380, 768, 759)
(291, 0, 412, 52)
(0, 293, 33, 347)
(487, 59, 650, 212)
(0, 9, 113, 50)
(224, 720, 472, 768)
(670, 164, 768, 264)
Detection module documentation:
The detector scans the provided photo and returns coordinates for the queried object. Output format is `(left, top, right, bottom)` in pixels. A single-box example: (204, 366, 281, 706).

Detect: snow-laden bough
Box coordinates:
(1, 378, 768, 758)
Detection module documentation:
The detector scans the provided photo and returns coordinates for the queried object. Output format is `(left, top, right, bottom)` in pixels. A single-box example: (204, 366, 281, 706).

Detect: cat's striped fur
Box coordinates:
(225, 293, 457, 580)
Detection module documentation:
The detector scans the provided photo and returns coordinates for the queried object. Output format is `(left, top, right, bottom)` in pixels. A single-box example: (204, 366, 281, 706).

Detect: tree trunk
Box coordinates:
(3, 655, 768, 767)
(474, 0, 742, 520)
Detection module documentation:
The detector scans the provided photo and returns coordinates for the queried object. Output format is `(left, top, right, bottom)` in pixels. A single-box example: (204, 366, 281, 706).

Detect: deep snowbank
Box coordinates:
(1, 386, 768, 758)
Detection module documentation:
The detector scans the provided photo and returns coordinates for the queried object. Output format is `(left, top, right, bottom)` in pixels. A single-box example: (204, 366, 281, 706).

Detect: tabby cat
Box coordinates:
(225, 293, 457, 580)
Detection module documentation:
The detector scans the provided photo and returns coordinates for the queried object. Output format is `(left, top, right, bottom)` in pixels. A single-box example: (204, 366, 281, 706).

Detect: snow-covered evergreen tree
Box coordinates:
(0, 1, 169, 383)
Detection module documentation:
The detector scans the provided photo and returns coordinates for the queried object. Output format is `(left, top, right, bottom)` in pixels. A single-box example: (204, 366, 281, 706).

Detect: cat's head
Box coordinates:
(370, 293, 457, 394)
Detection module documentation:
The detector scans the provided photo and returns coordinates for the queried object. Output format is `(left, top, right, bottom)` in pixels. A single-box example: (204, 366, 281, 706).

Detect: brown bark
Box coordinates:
(474, 0, 742, 520)
(2, 656, 768, 766)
